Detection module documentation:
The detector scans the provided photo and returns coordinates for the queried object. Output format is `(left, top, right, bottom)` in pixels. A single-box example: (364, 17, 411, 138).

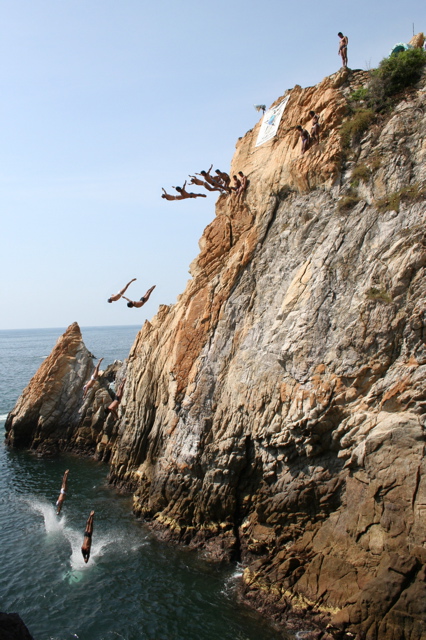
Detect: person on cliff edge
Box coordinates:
(81, 511, 95, 563)
(106, 378, 126, 421)
(309, 111, 320, 145)
(123, 285, 156, 308)
(107, 278, 137, 303)
(338, 32, 348, 68)
(83, 358, 104, 398)
(236, 171, 248, 198)
(296, 125, 310, 154)
(56, 469, 69, 515)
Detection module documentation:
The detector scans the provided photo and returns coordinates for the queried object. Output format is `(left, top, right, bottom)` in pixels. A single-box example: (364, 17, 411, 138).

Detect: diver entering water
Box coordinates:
(56, 469, 69, 515)
(81, 511, 95, 563)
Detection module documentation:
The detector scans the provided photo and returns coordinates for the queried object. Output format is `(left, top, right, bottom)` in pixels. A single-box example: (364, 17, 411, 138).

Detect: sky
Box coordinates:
(1, 0, 423, 330)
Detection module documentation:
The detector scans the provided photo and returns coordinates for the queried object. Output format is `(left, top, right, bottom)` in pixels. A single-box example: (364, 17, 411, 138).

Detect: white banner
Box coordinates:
(255, 95, 290, 147)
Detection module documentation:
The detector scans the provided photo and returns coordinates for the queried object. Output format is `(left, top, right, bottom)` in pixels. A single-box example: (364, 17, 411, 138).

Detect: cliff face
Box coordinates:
(6, 68, 426, 638)
(107, 69, 426, 637)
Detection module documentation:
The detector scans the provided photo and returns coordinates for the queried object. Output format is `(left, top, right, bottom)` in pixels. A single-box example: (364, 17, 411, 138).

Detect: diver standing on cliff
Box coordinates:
(296, 125, 310, 154)
(214, 169, 231, 188)
(107, 278, 137, 303)
(338, 32, 348, 68)
(309, 111, 320, 145)
(230, 174, 242, 194)
(81, 511, 95, 563)
(236, 171, 248, 198)
(56, 469, 69, 515)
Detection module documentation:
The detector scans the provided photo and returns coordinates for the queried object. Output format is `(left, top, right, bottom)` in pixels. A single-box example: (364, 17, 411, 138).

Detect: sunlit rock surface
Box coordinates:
(6, 67, 426, 638)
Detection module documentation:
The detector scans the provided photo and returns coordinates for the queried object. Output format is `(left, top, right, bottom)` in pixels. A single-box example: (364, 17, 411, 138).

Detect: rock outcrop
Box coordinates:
(6, 67, 426, 639)
(5, 322, 123, 455)
(0, 612, 35, 640)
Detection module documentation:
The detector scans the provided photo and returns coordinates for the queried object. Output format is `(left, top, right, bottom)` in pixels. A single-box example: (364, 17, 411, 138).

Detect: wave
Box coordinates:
(0, 413, 9, 421)
(221, 563, 244, 597)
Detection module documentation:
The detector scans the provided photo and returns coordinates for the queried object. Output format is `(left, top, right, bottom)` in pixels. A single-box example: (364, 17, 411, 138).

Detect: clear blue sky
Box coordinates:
(1, 0, 423, 329)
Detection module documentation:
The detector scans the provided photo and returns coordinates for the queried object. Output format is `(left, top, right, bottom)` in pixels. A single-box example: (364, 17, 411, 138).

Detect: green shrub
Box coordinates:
(340, 109, 376, 148)
(374, 183, 425, 213)
(349, 87, 369, 102)
(375, 192, 402, 213)
(351, 163, 371, 186)
(366, 287, 393, 303)
(368, 48, 426, 109)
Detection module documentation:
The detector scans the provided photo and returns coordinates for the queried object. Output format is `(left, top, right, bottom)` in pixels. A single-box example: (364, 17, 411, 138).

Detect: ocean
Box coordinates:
(0, 326, 289, 640)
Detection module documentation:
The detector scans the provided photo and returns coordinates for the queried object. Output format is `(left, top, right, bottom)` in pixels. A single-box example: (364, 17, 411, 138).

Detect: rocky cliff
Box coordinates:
(5, 322, 123, 455)
(6, 67, 426, 639)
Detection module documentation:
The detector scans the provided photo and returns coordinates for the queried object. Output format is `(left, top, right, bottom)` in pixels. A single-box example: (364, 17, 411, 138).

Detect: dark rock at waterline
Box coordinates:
(0, 612, 35, 640)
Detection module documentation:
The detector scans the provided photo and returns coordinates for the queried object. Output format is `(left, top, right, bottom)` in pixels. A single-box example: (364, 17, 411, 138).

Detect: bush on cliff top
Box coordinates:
(342, 49, 426, 149)
(357, 48, 426, 112)
(369, 47, 426, 107)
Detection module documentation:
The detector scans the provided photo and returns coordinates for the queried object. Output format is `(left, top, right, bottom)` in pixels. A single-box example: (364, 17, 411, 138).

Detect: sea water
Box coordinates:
(0, 326, 289, 640)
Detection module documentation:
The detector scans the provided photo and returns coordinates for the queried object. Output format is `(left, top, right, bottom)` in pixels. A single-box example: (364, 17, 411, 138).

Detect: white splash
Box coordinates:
(29, 499, 66, 534)
(221, 564, 244, 596)
(64, 527, 115, 571)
